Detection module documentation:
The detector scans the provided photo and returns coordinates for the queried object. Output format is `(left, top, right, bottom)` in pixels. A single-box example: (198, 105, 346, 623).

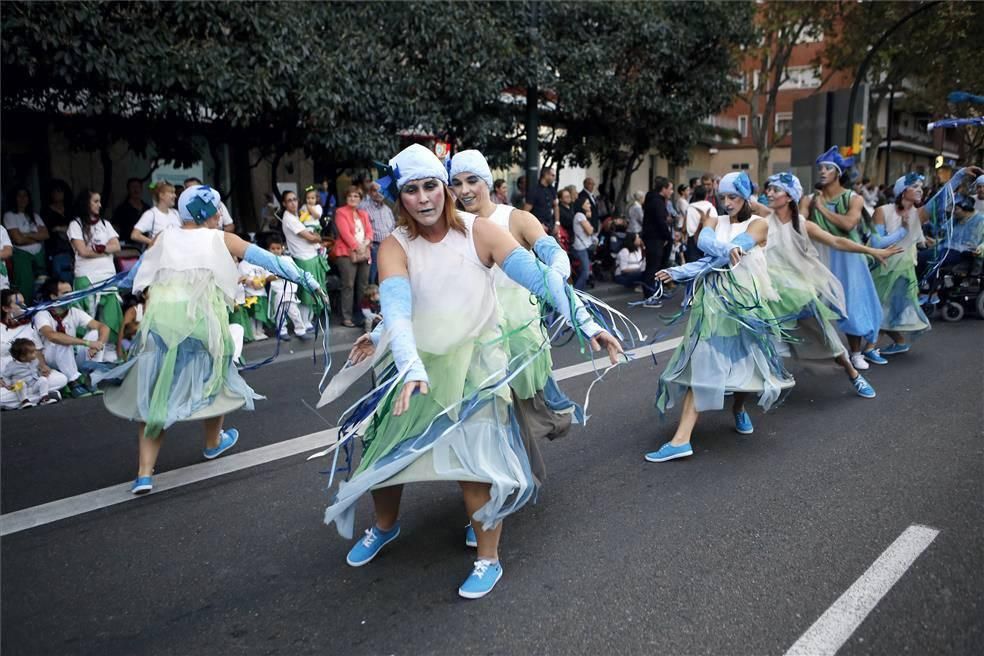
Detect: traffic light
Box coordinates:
(852, 123, 864, 155)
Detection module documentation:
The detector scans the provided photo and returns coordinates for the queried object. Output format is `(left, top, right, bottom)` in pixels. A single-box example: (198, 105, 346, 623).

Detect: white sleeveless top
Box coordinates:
(391, 211, 498, 354)
(766, 212, 847, 314)
(133, 227, 240, 304)
(488, 204, 523, 290)
(728, 216, 779, 302)
(877, 203, 924, 263)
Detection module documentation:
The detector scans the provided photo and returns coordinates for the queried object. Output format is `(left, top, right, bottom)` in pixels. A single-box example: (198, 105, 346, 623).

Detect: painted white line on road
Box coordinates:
(0, 338, 679, 536)
(785, 524, 940, 656)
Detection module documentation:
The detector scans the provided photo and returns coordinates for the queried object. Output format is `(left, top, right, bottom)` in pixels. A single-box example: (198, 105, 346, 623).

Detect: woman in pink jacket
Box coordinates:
(331, 187, 374, 327)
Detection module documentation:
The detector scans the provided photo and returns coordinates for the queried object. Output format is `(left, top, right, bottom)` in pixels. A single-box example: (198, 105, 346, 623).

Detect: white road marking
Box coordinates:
(785, 524, 940, 656)
(0, 338, 679, 536)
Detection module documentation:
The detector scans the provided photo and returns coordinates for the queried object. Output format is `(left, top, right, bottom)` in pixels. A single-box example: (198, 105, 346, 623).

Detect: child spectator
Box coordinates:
(359, 284, 382, 333)
(238, 256, 275, 341)
(33, 279, 110, 397)
(228, 261, 256, 343)
(267, 237, 310, 341)
(1, 338, 62, 408)
(299, 186, 325, 234)
(670, 229, 687, 267)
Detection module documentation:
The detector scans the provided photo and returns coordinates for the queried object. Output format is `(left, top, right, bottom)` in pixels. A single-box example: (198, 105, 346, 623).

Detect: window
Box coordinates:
(738, 115, 749, 137)
(731, 163, 750, 171)
(775, 112, 793, 137)
(731, 73, 748, 92)
(780, 65, 822, 90)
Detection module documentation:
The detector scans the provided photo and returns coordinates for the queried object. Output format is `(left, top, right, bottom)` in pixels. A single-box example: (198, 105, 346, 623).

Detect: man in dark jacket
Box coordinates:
(640, 177, 673, 306)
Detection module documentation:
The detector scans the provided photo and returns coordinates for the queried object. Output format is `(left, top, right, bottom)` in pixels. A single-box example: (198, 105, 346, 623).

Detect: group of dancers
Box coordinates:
(27, 141, 979, 600)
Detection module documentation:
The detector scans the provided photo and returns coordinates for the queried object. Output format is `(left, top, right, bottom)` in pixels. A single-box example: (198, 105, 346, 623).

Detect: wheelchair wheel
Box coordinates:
(976, 291, 984, 319)
(941, 301, 965, 322)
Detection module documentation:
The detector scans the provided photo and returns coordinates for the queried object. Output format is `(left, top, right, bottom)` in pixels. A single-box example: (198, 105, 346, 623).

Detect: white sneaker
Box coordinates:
(850, 352, 869, 370)
(252, 332, 268, 341)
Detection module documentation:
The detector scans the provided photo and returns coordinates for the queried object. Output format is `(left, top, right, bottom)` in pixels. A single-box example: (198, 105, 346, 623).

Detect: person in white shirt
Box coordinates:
(572, 200, 595, 291)
(614, 233, 648, 290)
(1, 289, 68, 407)
(627, 191, 644, 234)
(33, 279, 110, 397)
(280, 189, 328, 328)
(684, 184, 718, 261)
(1, 338, 62, 408)
(68, 190, 123, 351)
(266, 237, 310, 340)
(2, 187, 49, 299)
(237, 258, 275, 341)
(300, 185, 324, 232)
(0, 225, 12, 291)
(131, 181, 180, 246)
(675, 184, 691, 230)
(975, 175, 984, 214)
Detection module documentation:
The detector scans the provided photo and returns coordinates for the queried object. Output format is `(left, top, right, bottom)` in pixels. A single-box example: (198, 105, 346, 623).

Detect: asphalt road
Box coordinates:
(2, 282, 981, 656)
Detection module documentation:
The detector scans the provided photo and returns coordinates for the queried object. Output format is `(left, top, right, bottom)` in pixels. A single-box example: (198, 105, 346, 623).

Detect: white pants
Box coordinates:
(44, 330, 115, 383)
(299, 304, 313, 329)
(275, 301, 306, 336)
(0, 370, 68, 408)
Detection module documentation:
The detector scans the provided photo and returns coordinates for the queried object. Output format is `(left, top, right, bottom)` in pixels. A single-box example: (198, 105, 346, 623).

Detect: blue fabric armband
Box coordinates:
(667, 256, 721, 282)
(244, 244, 320, 293)
(697, 227, 733, 259)
(868, 224, 907, 248)
(379, 276, 427, 383)
(501, 246, 602, 338)
(533, 236, 571, 279)
(369, 319, 385, 346)
(731, 232, 756, 253)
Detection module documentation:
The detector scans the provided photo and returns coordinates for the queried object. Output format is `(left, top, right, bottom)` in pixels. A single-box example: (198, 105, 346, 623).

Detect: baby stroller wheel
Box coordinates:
(976, 291, 984, 319)
(941, 301, 965, 322)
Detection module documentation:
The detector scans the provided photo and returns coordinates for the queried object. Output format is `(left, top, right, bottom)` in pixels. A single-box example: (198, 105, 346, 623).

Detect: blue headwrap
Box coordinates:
(815, 146, 854, 174)
(766, 171, 804, 204)
(177, 185, 221, 224)
(449, 150, 494, 191)
(893, 172, 925, 199)
(373, 144, 448, 203)
(718, 171, 753, 200)
(974, 174, 984, 189)
(954, 193, 975, 211)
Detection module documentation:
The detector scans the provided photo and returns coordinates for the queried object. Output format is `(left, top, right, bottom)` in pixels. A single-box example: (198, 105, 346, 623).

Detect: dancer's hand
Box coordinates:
(729, 247, 743, 267)
(348, 334, 375, 364)
(393, 380, 428, 416)
(698, 207, 715, 228)
(871, 246, 903, 265)
(655, 270, 673, 283)
(589, 329, 624, 365)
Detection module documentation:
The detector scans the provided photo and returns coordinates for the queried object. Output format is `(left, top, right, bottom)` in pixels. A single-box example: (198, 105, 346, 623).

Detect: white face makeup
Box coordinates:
(817, 163, 840, 186)
(400, 177, 445, 226)
(449, 173, 489, 212)
(766, 185, 788, 209)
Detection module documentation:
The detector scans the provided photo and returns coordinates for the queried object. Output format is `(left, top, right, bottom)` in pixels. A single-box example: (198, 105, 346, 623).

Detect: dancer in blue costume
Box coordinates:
(799, 147, 883, 371)
(320, 145, 622, 599)
(646, 172, 794, 464)
(90, 186, 324, 494)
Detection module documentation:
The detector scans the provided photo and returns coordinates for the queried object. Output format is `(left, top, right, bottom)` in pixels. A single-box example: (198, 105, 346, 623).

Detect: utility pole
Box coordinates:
(524, 0, 540, 207)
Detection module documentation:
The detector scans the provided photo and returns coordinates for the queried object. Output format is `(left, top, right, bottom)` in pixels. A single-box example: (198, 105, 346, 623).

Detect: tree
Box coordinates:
(734, 1, 837, 181)
(822, 1, 984, 178)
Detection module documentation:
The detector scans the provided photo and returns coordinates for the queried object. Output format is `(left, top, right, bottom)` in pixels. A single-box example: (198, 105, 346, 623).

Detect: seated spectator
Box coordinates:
(33, 279, 110, 397)
(2, 289, 68, 408)
(3, 186, 49, 300)
(131, 182, 180, 246)
(1, 338, 63, 408)
(112, 178, 150, 241)
(614, 233, 647, 291)
(69, 190, 123, 352)
(117, 290, 149, 358)
(41, 180, 75, 283)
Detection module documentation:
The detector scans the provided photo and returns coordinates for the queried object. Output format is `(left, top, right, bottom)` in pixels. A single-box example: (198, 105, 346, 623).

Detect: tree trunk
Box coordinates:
(230, 144, 258, 233)
(616, 150, 642, 214)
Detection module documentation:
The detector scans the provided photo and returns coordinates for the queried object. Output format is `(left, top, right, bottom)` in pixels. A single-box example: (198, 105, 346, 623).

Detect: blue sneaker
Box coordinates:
(458, 559, 503, 599)
(346, 524, 400, 567)
(734, 410, 754, 435)
(862, 348, 888, 365)
(850, 374, 876, 399)
(203, 428, 239, 460)
(879, 342, 910, 355)
(131, 476, 153, 495)
(465, 523, 477, 548)
(644, 441, 693, 463)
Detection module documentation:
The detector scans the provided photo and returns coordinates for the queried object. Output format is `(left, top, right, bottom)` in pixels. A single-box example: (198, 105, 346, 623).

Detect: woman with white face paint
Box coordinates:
(645, 171, 793, 464)
(759, 172, 900, 400)
(449, 149, 585, 542)
(323, 144, 622, 600)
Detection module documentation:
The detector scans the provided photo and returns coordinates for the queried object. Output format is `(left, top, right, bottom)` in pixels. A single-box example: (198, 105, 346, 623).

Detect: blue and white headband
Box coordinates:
(178, 185, 221, 224)
(766, 171, 803, 204)
(893, 172, 925, 199)
(815, 146, 854, 174)
(719, 171, 753, 200)
(974, 174, 984, 190)
(374, 144, 449, 203)
(449, 150, 494, 191)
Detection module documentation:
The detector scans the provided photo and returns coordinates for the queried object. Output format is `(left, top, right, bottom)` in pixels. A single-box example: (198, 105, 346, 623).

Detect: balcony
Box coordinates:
(700, 116, 742, 145)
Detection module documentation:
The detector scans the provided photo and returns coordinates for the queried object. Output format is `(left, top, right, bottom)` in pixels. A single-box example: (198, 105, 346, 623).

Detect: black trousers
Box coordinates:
(642, 237, 667, 296)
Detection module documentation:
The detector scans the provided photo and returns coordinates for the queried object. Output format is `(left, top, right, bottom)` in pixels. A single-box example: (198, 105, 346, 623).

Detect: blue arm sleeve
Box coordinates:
(697, 227, 735, 259)
(924, 168, 968, 222)
(379, 277, 427, 383)
(666, 256, 719, 282)
(501, 246, 602, 338)
(244, 244, 320, 293)
(532, 236, 571, 279)
(730, 233, 756, 253)
(868, 224, 908, 248)
(369, 319, 385, 346)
